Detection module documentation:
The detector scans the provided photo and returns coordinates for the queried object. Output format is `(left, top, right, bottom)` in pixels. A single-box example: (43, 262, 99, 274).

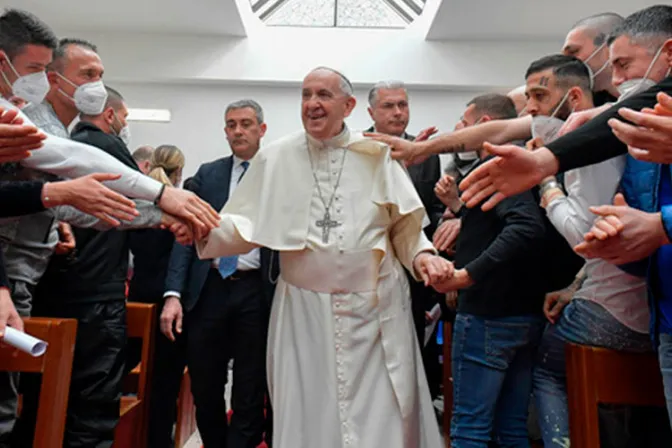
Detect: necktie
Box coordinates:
(218, 161, 250, 279)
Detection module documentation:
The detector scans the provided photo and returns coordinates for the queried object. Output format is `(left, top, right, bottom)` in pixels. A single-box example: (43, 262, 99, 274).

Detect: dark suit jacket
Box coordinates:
(164, 157, 279, 312)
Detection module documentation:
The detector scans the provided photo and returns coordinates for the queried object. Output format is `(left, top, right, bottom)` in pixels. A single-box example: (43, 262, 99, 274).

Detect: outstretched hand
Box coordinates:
(608, 92, 672, 164)
(158, 188, 220, 240)
(574, 193, 669, 265)
(459, 142, 555, 211)
(363, 132, 429, 165)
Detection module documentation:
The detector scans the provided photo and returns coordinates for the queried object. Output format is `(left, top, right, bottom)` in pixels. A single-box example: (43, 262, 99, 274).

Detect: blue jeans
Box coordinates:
(533, 299, 651, 448)
(658, 333, 672, 427)
(450, 313, 544, 448)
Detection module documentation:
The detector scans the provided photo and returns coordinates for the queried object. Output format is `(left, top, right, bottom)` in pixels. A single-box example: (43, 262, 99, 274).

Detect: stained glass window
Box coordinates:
(251, 0, 424, 28)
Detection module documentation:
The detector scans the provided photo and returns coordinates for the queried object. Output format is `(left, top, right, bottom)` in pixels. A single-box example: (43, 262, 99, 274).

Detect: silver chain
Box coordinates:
(306, 138, 347, 215)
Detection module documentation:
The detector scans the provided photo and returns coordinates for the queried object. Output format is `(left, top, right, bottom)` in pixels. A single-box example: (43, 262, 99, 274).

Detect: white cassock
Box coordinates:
(197, 126, 442, 448)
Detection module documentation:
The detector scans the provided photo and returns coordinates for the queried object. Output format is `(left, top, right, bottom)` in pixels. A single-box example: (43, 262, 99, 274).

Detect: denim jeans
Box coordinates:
(658, 333, 672, 427)
(450, 313, 544, 448)
(533, 299, 651, 448)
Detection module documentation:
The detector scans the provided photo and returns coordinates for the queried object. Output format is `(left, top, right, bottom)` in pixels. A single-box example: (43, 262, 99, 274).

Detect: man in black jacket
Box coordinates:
(365, 80, 444, 398)
(161, 99, 278, 448)
(16, 87, 179, 448)
(438, 93, 547, 448)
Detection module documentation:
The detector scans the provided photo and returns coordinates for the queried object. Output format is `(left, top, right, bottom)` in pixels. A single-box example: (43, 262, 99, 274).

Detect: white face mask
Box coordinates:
(583, 42, 609, 90)
(530, 90, 571, 144)
(113, 112, 131, 145)
(456, 151, 479, 161)
(617, 44, 671, 102)
(0, 58, 49, 105)
(118, 126, 131, 146)
(57, 73, 108, 115)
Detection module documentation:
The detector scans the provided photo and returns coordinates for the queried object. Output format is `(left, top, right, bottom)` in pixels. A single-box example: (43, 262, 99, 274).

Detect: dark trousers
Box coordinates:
(187, 269, 268, 448)
(127, 296, 188, 448)
(13, 300, 127, 448)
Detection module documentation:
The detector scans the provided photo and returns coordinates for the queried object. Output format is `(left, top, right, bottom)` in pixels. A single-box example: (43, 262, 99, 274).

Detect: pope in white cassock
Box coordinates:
(196, 67, 451, 448)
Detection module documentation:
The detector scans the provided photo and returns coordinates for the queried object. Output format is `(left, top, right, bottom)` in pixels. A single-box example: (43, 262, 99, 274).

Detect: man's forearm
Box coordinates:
(419, 116, 532, 156)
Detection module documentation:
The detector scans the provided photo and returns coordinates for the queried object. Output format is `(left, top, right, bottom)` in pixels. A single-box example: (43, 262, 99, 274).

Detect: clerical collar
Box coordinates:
(306, 125, 350, 150)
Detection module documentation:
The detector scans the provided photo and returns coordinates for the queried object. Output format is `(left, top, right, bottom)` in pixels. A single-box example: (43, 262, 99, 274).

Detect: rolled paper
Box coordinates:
(2, 326, 48, 357)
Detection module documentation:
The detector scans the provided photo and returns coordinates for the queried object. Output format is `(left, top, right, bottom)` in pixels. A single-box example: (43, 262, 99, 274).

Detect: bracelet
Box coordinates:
(539, 178, 561, 197)
(452, 202, 466, 218)
(153, 184, 166, 205)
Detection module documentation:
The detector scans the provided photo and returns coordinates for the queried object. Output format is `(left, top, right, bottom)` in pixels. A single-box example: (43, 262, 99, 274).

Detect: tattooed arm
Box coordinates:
(420, 115, 533, 156)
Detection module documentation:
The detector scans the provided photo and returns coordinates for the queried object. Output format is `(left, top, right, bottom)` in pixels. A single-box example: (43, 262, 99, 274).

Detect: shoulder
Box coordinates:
(199, 157, 230, 172)
(258, 131, 306, 158)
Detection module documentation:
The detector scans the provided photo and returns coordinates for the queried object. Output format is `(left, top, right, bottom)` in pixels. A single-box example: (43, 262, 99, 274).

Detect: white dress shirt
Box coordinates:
(545, 155, 649, 333)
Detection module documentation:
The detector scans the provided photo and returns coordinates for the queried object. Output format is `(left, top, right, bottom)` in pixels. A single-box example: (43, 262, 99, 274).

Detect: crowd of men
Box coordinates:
(0, 4, 671, 448)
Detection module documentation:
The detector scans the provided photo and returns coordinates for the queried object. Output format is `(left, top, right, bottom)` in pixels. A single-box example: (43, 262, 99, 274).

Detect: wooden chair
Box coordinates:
(114, 302, 156, 448)
(175, 368, 198, 447)
(442, 321, 453, 448)
(0, 318, 77, 448)
(566, 343, 666, 448)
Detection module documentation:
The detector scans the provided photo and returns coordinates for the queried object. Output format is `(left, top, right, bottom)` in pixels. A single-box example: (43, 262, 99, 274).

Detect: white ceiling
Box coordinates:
(426, 0, 664, 41)
(0, 0, 247, 36)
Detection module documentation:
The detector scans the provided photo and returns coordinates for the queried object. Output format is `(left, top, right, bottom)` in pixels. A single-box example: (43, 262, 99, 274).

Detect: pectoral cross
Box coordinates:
(316, 210, 341, 243)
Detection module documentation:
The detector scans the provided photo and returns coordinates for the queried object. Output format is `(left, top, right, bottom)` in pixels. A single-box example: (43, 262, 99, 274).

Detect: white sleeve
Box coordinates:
(545, 157, 625, 249)
(12, 101, 162, 201)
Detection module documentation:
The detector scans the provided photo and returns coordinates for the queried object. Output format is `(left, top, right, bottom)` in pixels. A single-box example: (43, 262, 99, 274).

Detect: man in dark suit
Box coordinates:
(161, 99, 278, 448)
(366, 81, 445, 398)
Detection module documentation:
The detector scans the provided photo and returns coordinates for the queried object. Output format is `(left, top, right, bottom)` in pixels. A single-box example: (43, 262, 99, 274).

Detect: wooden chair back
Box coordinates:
(0, 318, 77, 448)
(566, 342, 665, 448)
(114, 302, 156, 447)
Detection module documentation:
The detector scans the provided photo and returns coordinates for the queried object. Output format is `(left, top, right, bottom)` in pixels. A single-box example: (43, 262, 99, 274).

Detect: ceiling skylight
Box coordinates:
(250, 0, 425, 29)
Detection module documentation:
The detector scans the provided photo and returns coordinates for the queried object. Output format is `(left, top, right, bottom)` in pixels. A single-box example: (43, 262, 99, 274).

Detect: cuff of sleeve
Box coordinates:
(163, 291, 181, 299)
(31, 181, 47, 211)
(410, 239, 438, 281)
(464, 254, 493, 285)
(661, 205, 672, 243)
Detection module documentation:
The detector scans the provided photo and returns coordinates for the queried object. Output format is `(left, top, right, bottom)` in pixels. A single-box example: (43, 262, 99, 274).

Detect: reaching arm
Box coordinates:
(547, 76, 672, 173)
(543, 158, 625, 249)
(2, 99, 162, 201)
(419, 115, 532, 156)
(0, 181, 45, 218)
(53, 200, 163, 231)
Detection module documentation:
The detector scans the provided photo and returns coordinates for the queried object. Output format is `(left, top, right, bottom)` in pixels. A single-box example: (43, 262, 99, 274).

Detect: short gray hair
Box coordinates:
(132, 145, 154, 162)
(309, 66, 354, 97)
(608, 5, 672, 52)
(225, 99, 264, 124)
(368, 80, 407, 106)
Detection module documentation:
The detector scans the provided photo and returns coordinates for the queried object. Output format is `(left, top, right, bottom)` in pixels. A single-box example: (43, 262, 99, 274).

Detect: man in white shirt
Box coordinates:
(0, 9, 219, 236)
(527, 54, 650, 448)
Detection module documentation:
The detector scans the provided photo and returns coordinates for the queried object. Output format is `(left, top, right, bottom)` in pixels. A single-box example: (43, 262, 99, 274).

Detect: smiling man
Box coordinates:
(194, 67, 452, 448)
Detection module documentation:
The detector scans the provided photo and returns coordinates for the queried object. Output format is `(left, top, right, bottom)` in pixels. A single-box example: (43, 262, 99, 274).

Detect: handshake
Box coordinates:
(412, 252, 473, 293)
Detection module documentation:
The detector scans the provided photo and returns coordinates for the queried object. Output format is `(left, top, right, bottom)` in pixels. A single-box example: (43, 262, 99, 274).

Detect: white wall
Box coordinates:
(115, 81, 480, 178)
